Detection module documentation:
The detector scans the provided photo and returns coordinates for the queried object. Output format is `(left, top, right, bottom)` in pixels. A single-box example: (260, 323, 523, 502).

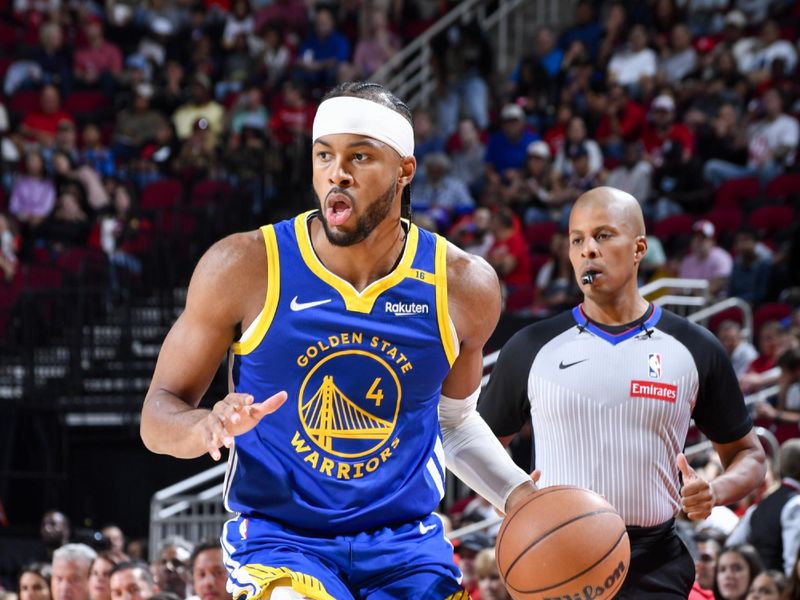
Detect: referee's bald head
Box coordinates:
(571, 187, 646, 238)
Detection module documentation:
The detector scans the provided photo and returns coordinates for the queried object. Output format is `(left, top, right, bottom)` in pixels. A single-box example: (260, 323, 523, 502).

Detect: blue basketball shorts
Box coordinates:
(220, 513, 470, 600)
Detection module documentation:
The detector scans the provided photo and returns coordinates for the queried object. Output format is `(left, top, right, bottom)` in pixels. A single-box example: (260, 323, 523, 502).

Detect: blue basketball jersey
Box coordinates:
(224, 211, 457, 534)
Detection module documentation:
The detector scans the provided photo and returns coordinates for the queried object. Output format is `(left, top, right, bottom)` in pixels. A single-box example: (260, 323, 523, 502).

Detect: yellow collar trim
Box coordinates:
(294, 211, 419, 314)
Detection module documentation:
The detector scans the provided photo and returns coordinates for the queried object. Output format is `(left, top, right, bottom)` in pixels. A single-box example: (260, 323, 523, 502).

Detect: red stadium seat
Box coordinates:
(0, 21, 17, 53)
(524, 221, 558, 253)
(22, 264, 63, 289)
(704, 208, 743, 238)
(714, 176, 760, 209)
(748, 205, 795, 237)
(764, 173, 800, 204)
(753, 302, 792, 333)
(141, 179, 183, 211)
(652, 214, 694, 240)
(58, 247, 105, 281)
(505, 285, 536, 312)
(157, 210, 197, 236)
(63, 90, 112, 123)
(191, 180, 234, 206)
(0, 57, 13, 79)
(529, 253, 550, 280)
(8, 89, 42, 119)
(708, 306, 746, 334)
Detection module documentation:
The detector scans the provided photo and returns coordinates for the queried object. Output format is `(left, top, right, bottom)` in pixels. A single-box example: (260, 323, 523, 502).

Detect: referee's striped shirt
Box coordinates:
(478, 304, 752, 527)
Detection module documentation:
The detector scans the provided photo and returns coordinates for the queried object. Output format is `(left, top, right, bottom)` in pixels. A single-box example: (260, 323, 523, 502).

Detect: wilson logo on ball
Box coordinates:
(544, 560, 626, 599)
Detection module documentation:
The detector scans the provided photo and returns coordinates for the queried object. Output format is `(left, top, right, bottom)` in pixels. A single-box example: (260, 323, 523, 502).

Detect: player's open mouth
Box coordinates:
(326, 193, 353, 226)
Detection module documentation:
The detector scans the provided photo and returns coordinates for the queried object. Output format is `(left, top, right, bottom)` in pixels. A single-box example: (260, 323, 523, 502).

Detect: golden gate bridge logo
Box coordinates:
(298, 350, 401, 458)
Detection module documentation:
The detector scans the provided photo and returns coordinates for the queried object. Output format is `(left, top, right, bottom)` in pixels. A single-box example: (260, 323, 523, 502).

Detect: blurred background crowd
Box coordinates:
(1, 0, 800, 599)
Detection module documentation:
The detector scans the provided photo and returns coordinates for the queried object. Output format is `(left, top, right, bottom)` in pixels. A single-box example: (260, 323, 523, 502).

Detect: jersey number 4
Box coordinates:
(366, 378, 384, 406)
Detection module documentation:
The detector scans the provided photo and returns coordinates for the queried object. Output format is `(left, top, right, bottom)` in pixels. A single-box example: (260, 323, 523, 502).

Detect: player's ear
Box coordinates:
(398, 155, 416, 186)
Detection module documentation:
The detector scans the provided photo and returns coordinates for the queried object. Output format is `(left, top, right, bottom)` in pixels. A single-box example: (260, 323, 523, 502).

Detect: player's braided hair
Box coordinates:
(321, 81, 414, 220)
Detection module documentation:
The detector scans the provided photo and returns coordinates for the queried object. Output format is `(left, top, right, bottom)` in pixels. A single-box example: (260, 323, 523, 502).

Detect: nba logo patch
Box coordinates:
(648, 353, 662, 379)
(239, 518, 248, 540)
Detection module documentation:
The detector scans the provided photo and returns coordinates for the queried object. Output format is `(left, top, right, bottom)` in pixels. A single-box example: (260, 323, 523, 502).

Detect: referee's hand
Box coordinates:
(677, 453, 716, 521)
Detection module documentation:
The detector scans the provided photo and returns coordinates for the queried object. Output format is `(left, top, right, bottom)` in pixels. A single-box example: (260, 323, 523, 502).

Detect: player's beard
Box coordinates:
(317, 180, 397, 247)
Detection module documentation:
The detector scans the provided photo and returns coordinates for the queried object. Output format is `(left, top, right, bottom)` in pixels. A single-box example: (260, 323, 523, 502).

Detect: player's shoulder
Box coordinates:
(443, 239, 498, 301)
(190, 229, 268, 295)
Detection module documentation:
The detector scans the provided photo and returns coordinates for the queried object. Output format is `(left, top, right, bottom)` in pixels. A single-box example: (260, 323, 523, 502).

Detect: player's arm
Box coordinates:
(140, 232, 286, 460)
(438, 243, 535, 515)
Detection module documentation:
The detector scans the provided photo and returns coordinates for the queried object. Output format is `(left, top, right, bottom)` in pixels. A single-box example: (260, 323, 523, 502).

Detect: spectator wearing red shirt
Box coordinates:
(595, 83, 646, 161)
(19, 84, 75, 147)
(543, 103, 573, 158)
(73, 16, 123, 92)
(740, 321, 791, 395)
(640, 94, 694, 166)
(486, 208, 531, 292)
(268, 80, 315, 146)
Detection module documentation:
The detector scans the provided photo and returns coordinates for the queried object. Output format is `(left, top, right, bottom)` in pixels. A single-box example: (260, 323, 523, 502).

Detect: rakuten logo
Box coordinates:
(630, 380, 678, 403)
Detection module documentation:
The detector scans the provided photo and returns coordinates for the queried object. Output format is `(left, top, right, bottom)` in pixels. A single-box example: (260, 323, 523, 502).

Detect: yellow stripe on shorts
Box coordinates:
(231, 564, 335, 600)
(443, 589, 471, 600)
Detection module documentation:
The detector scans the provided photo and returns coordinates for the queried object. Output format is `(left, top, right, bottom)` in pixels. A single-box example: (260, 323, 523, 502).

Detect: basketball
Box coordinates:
(496, 485, 631, 600)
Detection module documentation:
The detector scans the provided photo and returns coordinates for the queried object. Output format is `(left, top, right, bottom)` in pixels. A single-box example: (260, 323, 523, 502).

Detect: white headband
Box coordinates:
(312, 96, 414, 158)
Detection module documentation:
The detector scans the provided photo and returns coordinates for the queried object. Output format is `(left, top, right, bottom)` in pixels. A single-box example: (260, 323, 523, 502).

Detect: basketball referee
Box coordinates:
(478, 187, 766, 598)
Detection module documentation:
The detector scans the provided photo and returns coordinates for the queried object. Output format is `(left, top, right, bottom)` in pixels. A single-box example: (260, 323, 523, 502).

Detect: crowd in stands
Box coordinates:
(4, 439, 800, 600)
(1, 0, 800, 598)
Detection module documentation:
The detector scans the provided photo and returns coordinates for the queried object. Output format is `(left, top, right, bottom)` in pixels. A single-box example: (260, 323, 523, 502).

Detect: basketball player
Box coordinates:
(478, 187, 766, 598)
(140, 81, 536, 600)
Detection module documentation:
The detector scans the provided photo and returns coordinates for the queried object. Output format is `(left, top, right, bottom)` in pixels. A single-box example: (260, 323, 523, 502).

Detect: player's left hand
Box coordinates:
(677, 452, 716, 521)
(501, 469, 541, 517)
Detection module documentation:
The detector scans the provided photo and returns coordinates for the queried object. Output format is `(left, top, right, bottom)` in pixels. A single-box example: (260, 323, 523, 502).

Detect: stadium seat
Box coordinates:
(652, 214, 694, 240)
(714, 176, 760, 209)
(190, 180, 234, 207)
(748, 205, 795, 238)
(58, 247, 106, 282)
(529, 253, 550, 280)
(0, 56, 13, 80)
(0, 21, 16, 53)
(704, 208, 743, 238)
(708, 306, 746, 334)
(753, 302, 792, 333)
(524, 221, 557, 253)
(8, 88, 42, 120)
(764, 173, 800, 204)
(63, 90, 112, 123)
(140, 179, 183, 211)
(505, 285, 535, 312)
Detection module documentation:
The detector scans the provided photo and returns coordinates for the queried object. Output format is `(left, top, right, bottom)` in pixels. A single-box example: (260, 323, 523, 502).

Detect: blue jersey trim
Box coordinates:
(571, 304, 662, 345)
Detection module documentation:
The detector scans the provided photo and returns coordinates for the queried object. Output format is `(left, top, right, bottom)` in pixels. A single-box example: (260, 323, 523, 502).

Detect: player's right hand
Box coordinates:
(202, 391, 288, 460)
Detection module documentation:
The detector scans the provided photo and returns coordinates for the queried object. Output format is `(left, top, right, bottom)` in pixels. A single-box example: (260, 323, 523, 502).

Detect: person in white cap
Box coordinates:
(641, 94, 695, 166)
(678, 219, 733, 298)
(140, 81, 537, 600)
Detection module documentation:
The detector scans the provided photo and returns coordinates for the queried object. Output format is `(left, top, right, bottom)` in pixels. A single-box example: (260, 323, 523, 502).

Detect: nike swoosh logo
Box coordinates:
(559, 359, 588, 369)
(419, 522, 437, 535)
(290, 296, 332, 311)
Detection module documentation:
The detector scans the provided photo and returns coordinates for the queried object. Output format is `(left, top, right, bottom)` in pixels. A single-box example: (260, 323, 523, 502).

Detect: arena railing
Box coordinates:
(370, 0, 578, 110)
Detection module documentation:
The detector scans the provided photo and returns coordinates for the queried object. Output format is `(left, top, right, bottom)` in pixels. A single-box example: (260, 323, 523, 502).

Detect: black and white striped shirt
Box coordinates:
(478, 304, 752, 527)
